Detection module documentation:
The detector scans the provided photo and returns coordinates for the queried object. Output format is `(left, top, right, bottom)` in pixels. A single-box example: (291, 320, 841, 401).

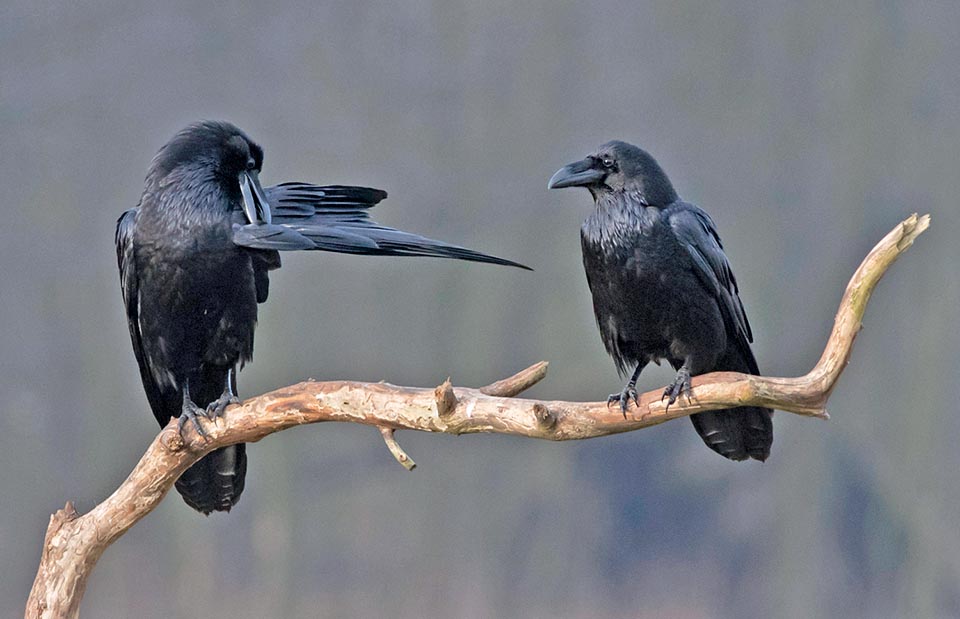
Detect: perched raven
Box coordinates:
(117, 121, 529, 514)
(548, 141, 772, 461)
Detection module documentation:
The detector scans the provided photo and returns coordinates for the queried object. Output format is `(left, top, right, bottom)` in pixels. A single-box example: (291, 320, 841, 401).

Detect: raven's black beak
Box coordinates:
(548, 158, 606, 189)
(239, 170, 272, 224)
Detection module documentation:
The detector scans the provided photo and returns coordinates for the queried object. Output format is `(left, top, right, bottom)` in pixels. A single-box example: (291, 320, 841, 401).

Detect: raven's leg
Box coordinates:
(206, 367, 240, 418)
(662, 359, 693, 409)
(607, 363, 645, 417)
(177, 380, 209, 439)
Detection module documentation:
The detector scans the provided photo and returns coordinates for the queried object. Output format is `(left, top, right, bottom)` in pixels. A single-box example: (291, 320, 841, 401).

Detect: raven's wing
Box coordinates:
(231, 183, 530, 270)
(668, 202, 772, 461)
(116, 208, 167, 417)
(667, 202, 755, 358)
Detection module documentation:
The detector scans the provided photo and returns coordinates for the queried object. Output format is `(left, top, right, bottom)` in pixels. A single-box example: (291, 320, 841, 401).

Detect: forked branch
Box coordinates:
(26, 214, 930, 619)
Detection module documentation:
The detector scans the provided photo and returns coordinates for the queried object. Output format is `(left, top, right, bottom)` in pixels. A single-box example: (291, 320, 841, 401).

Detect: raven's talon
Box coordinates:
(662, 369, 692, 411)
(177, 402, 209, 440)
(206, 393, 240, 419)
(608, 386, 639, 418)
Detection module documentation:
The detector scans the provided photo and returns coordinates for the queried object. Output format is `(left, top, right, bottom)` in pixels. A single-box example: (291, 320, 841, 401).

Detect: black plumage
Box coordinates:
(117, 121, 529, 514)
(549, 141, 772, 461)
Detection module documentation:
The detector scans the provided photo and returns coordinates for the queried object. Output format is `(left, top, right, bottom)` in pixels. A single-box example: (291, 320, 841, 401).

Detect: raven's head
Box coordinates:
(148, 120, 271, 224)
(548, 140, 678, 206)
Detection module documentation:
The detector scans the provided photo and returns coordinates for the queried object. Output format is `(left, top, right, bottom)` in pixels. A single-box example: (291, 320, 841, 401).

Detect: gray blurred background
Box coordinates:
(2, 1, 958, 617)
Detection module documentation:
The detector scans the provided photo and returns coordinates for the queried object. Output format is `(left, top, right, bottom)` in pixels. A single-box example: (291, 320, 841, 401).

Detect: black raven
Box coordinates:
(117, 120, 529, 514)
(548, 141, 772, 461)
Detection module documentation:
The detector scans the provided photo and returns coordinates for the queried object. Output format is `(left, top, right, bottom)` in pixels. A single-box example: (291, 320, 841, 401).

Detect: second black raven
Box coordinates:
(117, 120, 529, 514)
(548, 141, 772, 461)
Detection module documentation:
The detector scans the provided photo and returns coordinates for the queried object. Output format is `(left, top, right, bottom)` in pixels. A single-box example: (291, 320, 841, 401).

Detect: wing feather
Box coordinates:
(229, 183, 530, 269)
(668, 203, 755, 353)
(116, 209, 168, 415)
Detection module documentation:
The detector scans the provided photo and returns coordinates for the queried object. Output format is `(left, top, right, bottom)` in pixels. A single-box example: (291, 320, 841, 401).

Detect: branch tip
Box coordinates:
(479, 361, 549, 397)
(897, 213, 930, 249)
(53, 501, 79, 525)
(63, 500, 77, 516)
(378, 426, 417, 471)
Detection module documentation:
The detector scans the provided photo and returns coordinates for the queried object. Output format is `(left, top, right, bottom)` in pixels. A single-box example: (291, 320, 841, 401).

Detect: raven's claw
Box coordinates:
(178, 398, 209, 439)
(607, 385, 640, 418)
(206, 390, 240, 419)
(662, 366, 693, 410)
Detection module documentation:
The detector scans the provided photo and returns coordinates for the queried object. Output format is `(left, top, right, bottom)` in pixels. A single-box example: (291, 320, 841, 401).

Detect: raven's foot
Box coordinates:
(178, 398, 209, 440)
(206, 390, 240, 419)
(607, 385, 640, 418)
(662, 367, 692, 410)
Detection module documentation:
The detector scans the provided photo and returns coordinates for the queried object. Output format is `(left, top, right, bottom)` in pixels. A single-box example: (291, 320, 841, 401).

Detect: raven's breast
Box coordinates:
(581, 211, 705, 367)
(137, 242, 258, 376)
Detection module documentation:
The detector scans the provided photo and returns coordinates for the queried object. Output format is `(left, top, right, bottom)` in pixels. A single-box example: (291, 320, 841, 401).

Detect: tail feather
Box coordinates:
(175, 444, 247, 514)
(689, 345, 773, 462)
(742, 406, 774, 461)
(690, 406, 771, 462)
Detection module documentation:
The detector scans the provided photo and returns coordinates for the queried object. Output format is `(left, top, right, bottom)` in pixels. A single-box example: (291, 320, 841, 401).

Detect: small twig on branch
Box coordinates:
(479, 362, 548, 396)
(26, 214, 929, 619)
(379, 426, 417, 470)
(434, 378, 459, 417)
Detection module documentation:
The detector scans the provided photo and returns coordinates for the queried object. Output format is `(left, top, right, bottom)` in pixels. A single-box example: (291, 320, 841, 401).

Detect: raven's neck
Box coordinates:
(582, 191, 665, 254)
(139, 164, 237, 235)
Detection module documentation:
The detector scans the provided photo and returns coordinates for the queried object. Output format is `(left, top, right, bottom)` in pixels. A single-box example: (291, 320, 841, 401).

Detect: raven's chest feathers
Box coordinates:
(580, 195, 671, 278)
(580, 195, 689, 368)
(136, 184, 253, 312)
(134, 180, 258, 372)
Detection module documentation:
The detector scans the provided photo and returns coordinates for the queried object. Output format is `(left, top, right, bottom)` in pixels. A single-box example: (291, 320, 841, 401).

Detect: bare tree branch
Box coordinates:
(26, 213, 929, 619)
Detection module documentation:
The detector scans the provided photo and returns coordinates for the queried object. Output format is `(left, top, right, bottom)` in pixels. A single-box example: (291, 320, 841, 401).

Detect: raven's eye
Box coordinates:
(246, 158, 257, 171)
(602, 158, 615, 168)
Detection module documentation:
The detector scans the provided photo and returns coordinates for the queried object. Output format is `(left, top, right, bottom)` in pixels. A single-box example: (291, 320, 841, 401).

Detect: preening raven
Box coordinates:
(117, 121, 529, 514)
(549, 141, 772, 461)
